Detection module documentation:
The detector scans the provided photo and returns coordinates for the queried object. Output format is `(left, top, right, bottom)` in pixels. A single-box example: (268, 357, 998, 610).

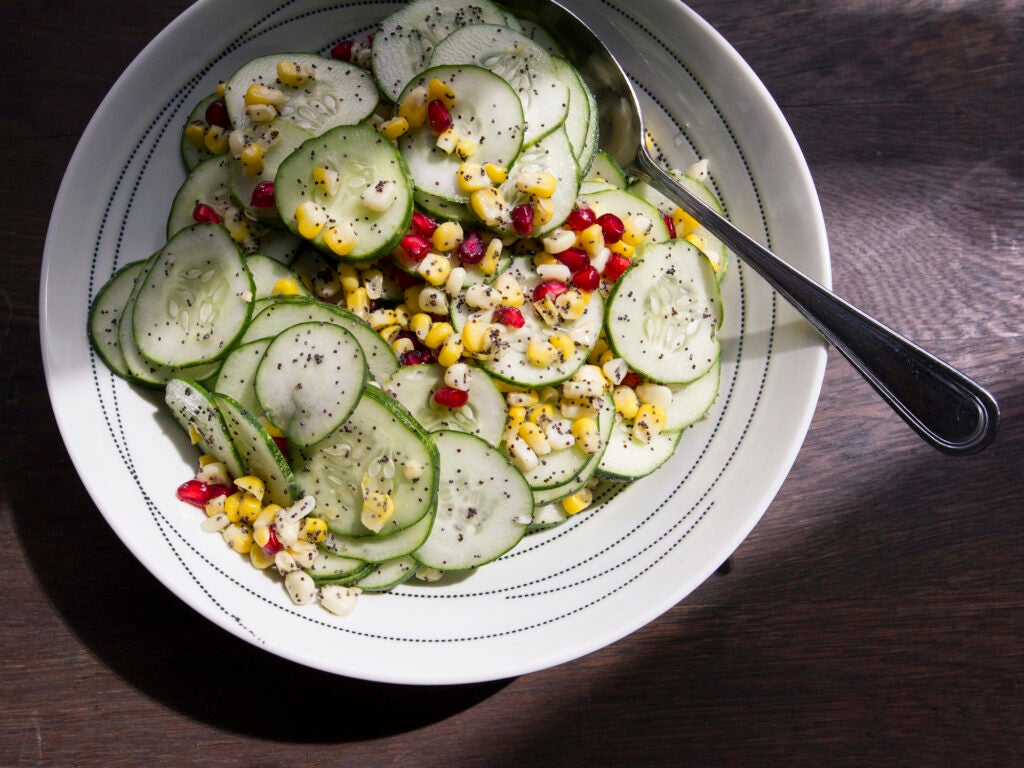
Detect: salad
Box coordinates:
(87, 0, 728, 616)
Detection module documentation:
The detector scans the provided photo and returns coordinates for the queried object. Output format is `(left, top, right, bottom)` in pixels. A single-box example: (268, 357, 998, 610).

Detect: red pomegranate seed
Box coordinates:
(603, 253, 632, 281)
(532, 280, 569, 302)
(176, 479, 227, 508)
(400, 233, 432, 261)
(261, 526, 283, 555)
(572, 265, 601, 291)
(434, 387, 469, 408)
(597, 213, 624, 244)
(663, 213, 677, 239)
(272, 435, 289, 454)
(204, 98, 230, 129)
(566, 206, 596, 231)
(411, 211, 438, 238)
(621, 371, 642, 388)
(192, 203, 221, 224)
(250, 180, 275, 208)
(428, 100, 453, 133)
(457, 230, 485, 264)
(510, 203, 534, 236)
(554, 247, 588, 272)
(493, 305, 526, 328)
(390, 263, 419, 290)
(330, 40, 354, 61)
(400, 348, 435, 366)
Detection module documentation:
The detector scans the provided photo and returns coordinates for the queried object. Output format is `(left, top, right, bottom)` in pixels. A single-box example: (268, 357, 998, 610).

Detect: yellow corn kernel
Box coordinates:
(435, 127, 460, 154)
(245, 82, 287, 108)
(561, 488, 593, 515)
(294, 201, 328, 239)
(409, 312, 433, 342)
(518, 421, 551, 456)
(571, 417, 598, 439)
(238, 492, 262, 524)
(533, 195, 556, 229)
(323, 221, 359, 257)
(470, 188, 509, 229)
(492, 272, 524, 307)
(184, 120, 206, 148)
(456, 162, 490, 194)
(239, 142, 264, 177)
(432, 221, 464, 252)
(223, 491, 243, 523)
(302, 516, 328, 543)
(549, 333, 574, 361)
(554, 289, 589, 321)
(271, 277, 301, 297)
(234, 475, 265, 501)
(506, 405, 527, 432)
(345, 286, 370, 317)
(252, 524, 273, 549)
(461, 320, 492, 354)
(312, 166, 340, 196)
(483, 163, 508, 184)
(391, 335, 415, 357)
(367, 308, 398, 331)
(398, 86, 429, 128)
(203, 125, 230, 154)
(608, 239, 635, 258)
(418, 252, 452, 286)
(393, 305, 411, 329)
(515, 171, 557, 198)
(506, 390, 540, 407)
(632, 403, 667, 443)
(255, 504, 281, 529)
(361, 489, 395, 533)
(571, 417, 602, 454)
(276, 59, 316, 88)
(622, 213, 653, 246)
(613, 385, 640, 420)
(672, 207, 699, 237)
(336, 263, 360, 293)
(423, 321, 454, 349)
(246, 103, 277, 123)
(198, 454, 217, 467)
(576, 223, 605, 257)
(249, 544, 275, 569)
(215, 80, 226, 97)
(455, 138, 477, 160)
(205, 494, 227, 519)
(526, 337, 558, 367)
(436, 333, 464, 367)
(376, 324, 402, 344)
(380, 115, 409, 141)
(529, 403, 557, 425)
(427, 77, 456, 108)
(223, 523, 253, 554)
(187, 423, 202, 445)
(479, 237, 502, 276)
(684, 232, 707, 253)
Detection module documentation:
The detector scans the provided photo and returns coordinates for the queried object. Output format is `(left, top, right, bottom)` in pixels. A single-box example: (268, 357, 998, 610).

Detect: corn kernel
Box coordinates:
(427, 77, 456, 108)
(632, 403, 668, 444)
(367, 308, 398, 331)
(445, 265, 467, 296)
(203, 125, 230, 154)
(506, 390, 540, 408)
(572, 417, 603, 454)
(609, 239, 635, 258)
(549, 333, 575, 361)
(464, 282, 502, 310)
(392, 335, 415, 356)
(380, 116, 410, 141)
(409, 312, 433, 341)
(255, 504, 281, 529)
(336, 263, 360, 293)
(397, 86, 429, 128)
(515, 171, 557, 198)
(363, 268, 384, 300)
(470, 188, 509, 229)
(636, 383, 674, 413)
(672, 207, 699, 237)
(249, 544, 275, 570)
(312, 166, 340, 196)
(346, 286, 370, 317)
(577, 223, 605, 256)
(455, 138, 477, 160)
(244, 82, 287, 108)
(302, 516, 328, 543)
(323, 221, 359, 257)
(444, 361, 471, 391)
(507, 435, 539, 473)
(223, 491, 243, 523)
(527, 337, 558, 367)
(277, 59, 316, 88)
(479, 237, 502, 275)
(252, 523, 273, 549)
(237, 493, 260, 524)
(456, 162, 490, 194)
(187, 423, 202, 445)
(423, 321, 454, 349)
(435, 127, 460, 154)
(377, 324, 403, 344)
(222, 523, 253, 554)
(622, 213, 653, 246)
(542, 227, 576, 254)
(361, 180, 397, 212)
(518, 421, 551, 455)
(483, 163, 508, 184)
(184, 121, 206, 148)
(234, 475, 265, 501)
(533, 195, 556, 229)
(432, 221, 463, 252)
(561, 488, 593, 515)
(246, 103, 277, 123)
(215, 81, 226, 97)
(555, 288, 590, 321)
(436, 333, 464, 367)
(492, 272, 524, 307)
(361, 489, 395, 533)
(545, 418, 575, 450)
(205, 494, 227, 519)
(239, 142, 264, 177)
(528, 403, 557, 425)
(684, 232, 707, 253)
(461, 320, 493, 354)
(506, 405, 527, 432)
(418, 286, 449, 314)
(271, 277, 301, 297)
(294, 201, 328, 239)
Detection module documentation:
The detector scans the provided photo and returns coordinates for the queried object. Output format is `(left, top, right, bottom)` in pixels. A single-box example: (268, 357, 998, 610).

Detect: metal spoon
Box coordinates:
(513, 0, 999, 455)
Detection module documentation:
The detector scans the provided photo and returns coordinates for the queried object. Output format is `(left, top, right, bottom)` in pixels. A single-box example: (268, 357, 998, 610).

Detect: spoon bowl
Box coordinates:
(514, 0, 999, 455)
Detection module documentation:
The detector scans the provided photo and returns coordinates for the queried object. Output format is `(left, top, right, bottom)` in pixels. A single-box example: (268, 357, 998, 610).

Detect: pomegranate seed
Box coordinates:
(510, 203, 534, 236)
(330, 40, 354, 61)
(261, 526, 283, 556)
(192, 203, 221, 224)
(176, 479, 229, 508)
(663, 213, 677, 239)
(457, 230, 485, 264)
(554, 247, 588, 272)
(597, 213, 625, 244)
(434, 387, 469, 408)
(603, 253, 632, 281)
(204, 98, 230, 129)
(400, 233, 432, 261)
(427, 99, 452, 133)
(566, 206, 596, 231)
(250, 180, 275, 208)
(400, 348, 435, 366)
(493, 305, 526, 328)
(532, 280, 569, 302)
(572, 265, 601, 291)
(272, 435, 289, 454)
(411, 211, 438, 238)
(390, 263, 419, 290)
(621, 371, 642, 388)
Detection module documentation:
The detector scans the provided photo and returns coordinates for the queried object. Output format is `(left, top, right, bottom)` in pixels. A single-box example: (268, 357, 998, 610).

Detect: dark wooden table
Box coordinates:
(3, 1, 1021, 765)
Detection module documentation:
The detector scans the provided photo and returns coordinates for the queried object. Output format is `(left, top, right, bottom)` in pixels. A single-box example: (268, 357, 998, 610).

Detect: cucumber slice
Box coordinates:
(305, 550, 375, 585)
(246, 254, 312, 301)
(88, 259, 147, 379)
(604, 239, 721, 385)
(180, 93, 218, 171)
(665, 358, 721, 432)
(254, 321, 367, 447)
(530, 501, 569, 529)
(584, 151, 628, 188)
(371, 0, 513, 101)
(413, 430, 532, 570)
(396, 65, 524, 203)
(352, 555, 419, 591)
(322, 512, 434, 563)
(229, 120, 312, 224)
(213, 338, 271, 418)
(132, 223, 254, 368)
(164, 378, 245, 479)
(520, 20, 565, 57)
(597, 416, 683, 481)
(291, 387, 439, 537)
(429, 23, 568, 146)
(224, 53, 378, 136)
(239, 297, 398, 383)
(214, 392, 302, 506)
(497, 127, 579, 236)
(384, 363, 506, 446)
(413, 191, 474, 225)
(576, 188, 670, 255)
(275, 124, 413, 262)
(552, 57, 595, 171)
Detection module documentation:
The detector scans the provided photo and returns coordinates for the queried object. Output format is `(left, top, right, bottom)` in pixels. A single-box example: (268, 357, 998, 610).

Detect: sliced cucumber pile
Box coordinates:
(88, 0, 733, 615)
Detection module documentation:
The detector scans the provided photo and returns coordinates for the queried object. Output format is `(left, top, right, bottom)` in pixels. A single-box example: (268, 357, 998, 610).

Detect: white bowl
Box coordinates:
(40, 0, 829, 684)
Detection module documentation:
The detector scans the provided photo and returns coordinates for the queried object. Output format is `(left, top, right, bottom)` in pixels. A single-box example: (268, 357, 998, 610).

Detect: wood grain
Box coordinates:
(2, 1, 1021, 766)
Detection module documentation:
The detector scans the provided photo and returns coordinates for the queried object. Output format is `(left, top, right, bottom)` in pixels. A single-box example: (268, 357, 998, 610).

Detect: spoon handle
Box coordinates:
(634, 158, 999, 455)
